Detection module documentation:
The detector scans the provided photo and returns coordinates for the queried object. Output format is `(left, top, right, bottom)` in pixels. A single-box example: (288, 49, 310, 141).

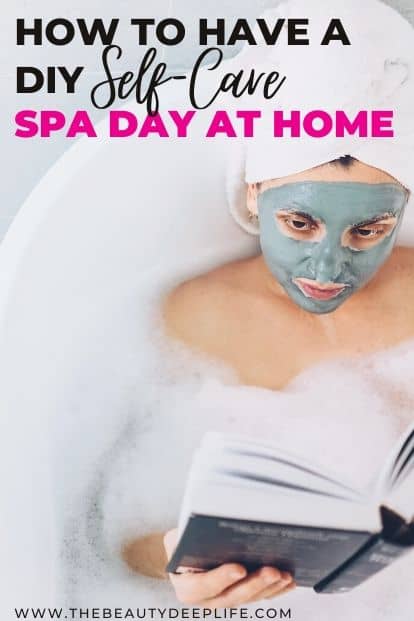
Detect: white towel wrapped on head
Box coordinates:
(225, 0, 414, 244)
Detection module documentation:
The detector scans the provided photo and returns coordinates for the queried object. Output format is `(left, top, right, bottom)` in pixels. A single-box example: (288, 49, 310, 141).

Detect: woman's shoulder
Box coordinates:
(161, 256, 267, 353)
(382, 246, 414, 293)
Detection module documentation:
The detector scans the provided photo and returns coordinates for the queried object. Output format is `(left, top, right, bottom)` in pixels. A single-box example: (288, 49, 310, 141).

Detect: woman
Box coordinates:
(122, 0, 414, 612)
(163, 157, 411, 391)
(122, 155, 413, 607)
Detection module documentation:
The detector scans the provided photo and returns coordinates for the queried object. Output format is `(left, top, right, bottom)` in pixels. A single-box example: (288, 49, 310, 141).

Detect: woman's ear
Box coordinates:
(246, 183, 259, 217)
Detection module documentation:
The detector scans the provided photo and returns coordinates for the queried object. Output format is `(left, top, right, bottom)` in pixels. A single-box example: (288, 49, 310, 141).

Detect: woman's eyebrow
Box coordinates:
(280, 208, 320, 224)
(351, 213, 397, 228)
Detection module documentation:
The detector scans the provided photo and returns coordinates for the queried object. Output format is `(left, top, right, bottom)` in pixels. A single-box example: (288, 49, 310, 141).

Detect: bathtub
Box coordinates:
(2, 70, 414, 616)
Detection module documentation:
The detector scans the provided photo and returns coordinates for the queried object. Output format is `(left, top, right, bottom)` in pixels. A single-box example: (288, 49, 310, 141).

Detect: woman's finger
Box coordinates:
(264, 580, 296, 600)
(170, 563, 248, 605)
(204, 567, 283, 609)
(246, 573, 295, 603)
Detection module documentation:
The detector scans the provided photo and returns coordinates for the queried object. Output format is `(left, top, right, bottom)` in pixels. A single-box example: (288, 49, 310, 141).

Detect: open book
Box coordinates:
(166, 426, 414, 593)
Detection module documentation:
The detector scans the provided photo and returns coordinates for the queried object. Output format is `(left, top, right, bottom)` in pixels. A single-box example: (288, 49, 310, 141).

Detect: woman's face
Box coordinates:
(254, 162, 408, 314)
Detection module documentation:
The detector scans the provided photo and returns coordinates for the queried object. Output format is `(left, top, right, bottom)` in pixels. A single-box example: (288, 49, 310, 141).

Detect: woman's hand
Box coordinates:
(164, 529, 296, 608)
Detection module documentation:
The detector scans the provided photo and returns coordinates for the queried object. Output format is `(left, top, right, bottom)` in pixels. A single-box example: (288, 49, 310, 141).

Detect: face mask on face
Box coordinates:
(257, 182, 408, 314)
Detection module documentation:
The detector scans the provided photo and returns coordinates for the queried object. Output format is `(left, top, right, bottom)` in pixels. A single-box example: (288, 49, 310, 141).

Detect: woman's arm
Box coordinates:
(122, 532, 169, 579)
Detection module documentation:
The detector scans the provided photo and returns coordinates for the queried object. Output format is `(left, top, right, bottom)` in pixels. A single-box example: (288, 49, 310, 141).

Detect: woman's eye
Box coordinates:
(276, 211, 323, 240)
(353, 227, 384, 238)
(286, 218, 313, 231)
(344, 221, 395, 250)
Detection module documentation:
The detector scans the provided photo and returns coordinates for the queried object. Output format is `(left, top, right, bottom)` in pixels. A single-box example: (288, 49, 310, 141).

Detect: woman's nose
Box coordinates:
(309, 241, 346, 283)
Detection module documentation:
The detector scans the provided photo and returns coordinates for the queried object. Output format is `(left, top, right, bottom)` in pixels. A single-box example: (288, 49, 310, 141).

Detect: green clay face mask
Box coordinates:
(257, 182, 407, 314)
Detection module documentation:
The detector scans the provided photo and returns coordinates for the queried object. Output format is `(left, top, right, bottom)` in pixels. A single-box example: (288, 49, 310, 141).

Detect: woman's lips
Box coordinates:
(293, 278, 349, 301)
